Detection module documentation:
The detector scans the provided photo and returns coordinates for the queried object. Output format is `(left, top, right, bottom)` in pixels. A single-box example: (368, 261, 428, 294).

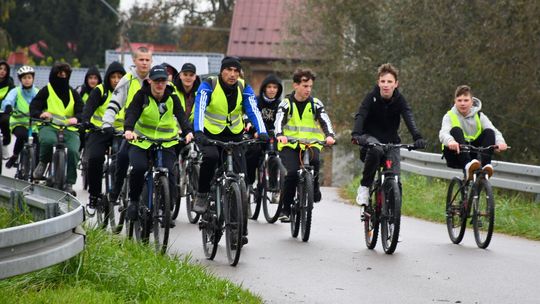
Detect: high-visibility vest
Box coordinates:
(130, 94, 179, 150)
(44, 83, 77, 131)
(203, 77, 245, 135)
(448, 110, 482, 141)
(173, 84, 195, 123)
(0, 86, 9, 101)
(90, 84, 111, 128)
(113, 73, 142, 131)
(81, 92, 89, 103)
(277, 98, 324, 151)
(10, 87, 39, 131)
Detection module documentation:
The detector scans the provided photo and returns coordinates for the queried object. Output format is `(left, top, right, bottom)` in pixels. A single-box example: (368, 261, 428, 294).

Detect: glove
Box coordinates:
(103, 126, 115, 136)
(194, 131, 208, 146)
(414, 138, 426, 149)
(259, 133, 270, 142)
(352, 134, 369, 146)
(81, 121, 94, 131)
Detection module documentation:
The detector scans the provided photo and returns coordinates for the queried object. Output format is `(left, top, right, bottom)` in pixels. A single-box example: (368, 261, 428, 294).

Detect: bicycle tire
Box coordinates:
(473, 179, 495, 249)
(263, 158, 285, 223)
(290, 179, 302, 238)
(186, 162, 201, 224)
(224, 181, 243, 266)
(364, 186, 380, 249)
(380, 179, 401, 254)
(108, 163, 126, 234)
(152, 175, 171, 254)
(81, 148, 89, 190)
(247, 183, 261, 220)
(446, 177, 467, 244)
(301, 173, 314, 242)
(53, 149, 67, 191)
(95, 195, 110, 230)
(17, 148, 30, 180)
(136, 183, 150, 243)
(171, 162, 182, 220)
(201, 200, 219, 260)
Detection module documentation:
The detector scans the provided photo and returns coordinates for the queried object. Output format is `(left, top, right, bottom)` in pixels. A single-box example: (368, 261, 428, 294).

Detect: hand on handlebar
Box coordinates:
(277, 135, 288, 144)
(184, 132, 194, 144)
(447, 140, 460, 153)
(124, 130, 137, 141)
(326, 136, 335, 146)
(495, 143, 508, 152)
(40, 112, 52, 120)
(67, 117, 78, 126)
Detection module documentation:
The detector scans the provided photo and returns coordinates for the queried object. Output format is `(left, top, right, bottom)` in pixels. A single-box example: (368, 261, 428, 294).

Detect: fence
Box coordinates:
(0, 176, 85, 279)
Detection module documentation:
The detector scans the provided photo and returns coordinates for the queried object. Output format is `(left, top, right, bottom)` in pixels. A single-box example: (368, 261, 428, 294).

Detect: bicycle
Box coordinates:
(127, 136, 179, 254)
(445, 144, 505, 249)
(285, 139, 333, 242)
(360, 142, 419, 254)
(12, 114, 38, 182)
(172, 141, 202, 224)
(199, 138, 258, 266)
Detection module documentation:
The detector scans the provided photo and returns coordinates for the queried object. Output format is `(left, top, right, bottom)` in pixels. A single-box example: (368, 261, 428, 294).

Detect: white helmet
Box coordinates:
(17, 65, 35, 79)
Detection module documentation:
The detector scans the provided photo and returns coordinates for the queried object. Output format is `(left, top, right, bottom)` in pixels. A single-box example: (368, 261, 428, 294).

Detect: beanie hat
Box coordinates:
(220, 56, 242, 72)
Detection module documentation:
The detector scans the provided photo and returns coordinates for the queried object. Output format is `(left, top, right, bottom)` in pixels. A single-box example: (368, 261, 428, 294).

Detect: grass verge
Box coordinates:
(0, 227, 262, 303)
(342, 173, 540, 240)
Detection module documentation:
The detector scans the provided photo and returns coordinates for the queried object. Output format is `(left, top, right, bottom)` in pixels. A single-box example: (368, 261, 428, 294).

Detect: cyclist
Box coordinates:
(275, 68, 335, 222)
(30, 62, 83, 195)
(351, 63, 426, 208)
(76, 66, 102, 103)
(2, 66, 39, 168)
(172, 62, 200, 124)
(439, 85, 508, 180)
(123, 64, 194, 219)
(162, 62, 178, 83)
(102, 46, 152, 203)
(81, 61, 126, 208)
(245, 74, 283, 189)
(192, 56, 268, 244)
(0, 60, 15, 157)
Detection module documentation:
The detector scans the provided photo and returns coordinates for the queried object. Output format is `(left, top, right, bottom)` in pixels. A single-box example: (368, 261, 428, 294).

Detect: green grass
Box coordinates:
(0, 228, 262, 304)
(0, 203, 34, 229)
(342, 173, 540, 240)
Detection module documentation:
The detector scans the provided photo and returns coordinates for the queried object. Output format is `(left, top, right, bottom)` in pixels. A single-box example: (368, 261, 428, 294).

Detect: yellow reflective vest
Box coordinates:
(45, 83, 77, 131)
(278, 98, 324, 151)
(113, 73, 142, 131)
(203, 77, 245, 135)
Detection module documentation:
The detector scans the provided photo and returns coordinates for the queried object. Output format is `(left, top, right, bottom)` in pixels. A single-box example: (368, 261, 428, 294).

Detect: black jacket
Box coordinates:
(257, 74, 283, 132)
(77, 66, 102, 98)
(173, 73, 201, 119)
(0, 60, 15, 99)
(352, 85, 422, 143)
(124, 81, 193, 135)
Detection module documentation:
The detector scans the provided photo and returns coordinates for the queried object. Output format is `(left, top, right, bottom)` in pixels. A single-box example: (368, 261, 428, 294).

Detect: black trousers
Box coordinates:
(360, 136, 400, 188)
(0, 113, 11, 145)
(443, 127, 495, 169)
(128, 144, 177, 202)
(245, 143, 263, 185)
(279, 146, 320, 215)
(11, 126, 38, 156)
(86, 131, 122, 197)
(112, 139, 130, 196)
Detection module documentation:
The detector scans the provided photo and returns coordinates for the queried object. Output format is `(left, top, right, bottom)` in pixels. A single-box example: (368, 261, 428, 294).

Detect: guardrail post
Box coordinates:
(535, 193, 540, 203)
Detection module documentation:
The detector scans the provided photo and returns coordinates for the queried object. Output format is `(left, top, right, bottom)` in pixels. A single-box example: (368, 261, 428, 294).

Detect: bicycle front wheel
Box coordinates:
(186, 163, 201, 224)
(171, 162, 182, 220)
(300, 173, 314, 242)
(473, 179, 495, 249)
(290, 180, 302, 238)
(17, 148, 30, 181)
(364, 186, 379, 249)
(446, 177, 467, 244)
(380, 179, 401, 254)
(224, 181, 243, 266)
(53, 150, 67, 191)
(151, 175, 171, 254)
(262, 157, 285, 223)
(201, 199, 219, 260)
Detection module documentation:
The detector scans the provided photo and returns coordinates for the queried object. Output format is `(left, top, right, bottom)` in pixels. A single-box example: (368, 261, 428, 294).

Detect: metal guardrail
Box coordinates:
(400, 149, 540, 198)
(0, 176, 85, 279)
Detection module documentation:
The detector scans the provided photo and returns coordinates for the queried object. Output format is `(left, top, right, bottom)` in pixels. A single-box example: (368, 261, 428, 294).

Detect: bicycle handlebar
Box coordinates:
(360, 142, 418, 151)
(459, 144, 511, 152)
(207, 138, 261, 148)
(285, 138, 336, 147)
(31, 118, 81, 129)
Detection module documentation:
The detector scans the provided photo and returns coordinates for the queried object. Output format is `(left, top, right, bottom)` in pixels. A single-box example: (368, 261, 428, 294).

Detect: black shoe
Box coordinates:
(33, 161, 47, 180)
(65, 184, 76, 196)
(88, 195, 100, 209)
(193, 193, 208, 214)
(127, 201, 139, 220)
(314, 183, 321, 203)
(5, 155, 17, 169)
(109, 190, 120, 205)
(241, 236, 248, 245)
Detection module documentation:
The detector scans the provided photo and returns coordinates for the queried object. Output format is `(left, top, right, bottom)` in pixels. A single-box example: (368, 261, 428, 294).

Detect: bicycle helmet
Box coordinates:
(17, 65, 35, 79)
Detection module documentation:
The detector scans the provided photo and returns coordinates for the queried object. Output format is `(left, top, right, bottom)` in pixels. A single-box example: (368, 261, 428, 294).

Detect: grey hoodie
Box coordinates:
(439, 97, 506, 146)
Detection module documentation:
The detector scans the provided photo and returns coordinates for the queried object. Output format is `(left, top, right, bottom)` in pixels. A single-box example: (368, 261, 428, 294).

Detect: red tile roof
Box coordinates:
(227, 0, 287, 60)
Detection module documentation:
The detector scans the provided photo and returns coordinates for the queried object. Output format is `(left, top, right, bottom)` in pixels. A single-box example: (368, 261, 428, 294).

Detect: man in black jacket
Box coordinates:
(351, 63, 425, 206)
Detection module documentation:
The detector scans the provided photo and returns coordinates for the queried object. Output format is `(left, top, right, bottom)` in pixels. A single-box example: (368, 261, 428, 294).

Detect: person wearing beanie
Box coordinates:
(191, 56, 268, 246)
(81, 61, 126, 208)
(0, 60, 15, 158)
(2, 65, 39, 169)
(30, 62, 84, 195)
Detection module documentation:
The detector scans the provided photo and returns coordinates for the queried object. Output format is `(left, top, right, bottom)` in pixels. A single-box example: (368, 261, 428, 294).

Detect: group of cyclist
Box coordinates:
(0, 52, 507, 243)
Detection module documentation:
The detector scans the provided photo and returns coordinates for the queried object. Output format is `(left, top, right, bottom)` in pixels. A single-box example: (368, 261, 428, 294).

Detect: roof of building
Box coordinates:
(115, 42, 178, 53)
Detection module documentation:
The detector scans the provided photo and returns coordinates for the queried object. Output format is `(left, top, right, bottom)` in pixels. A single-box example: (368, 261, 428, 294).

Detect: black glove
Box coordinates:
(194, 131, 208, 146)
(259, 133, 270, 142)
(81, 121, 94, 131)
(414, 138, 426, 149)
(352, 134, 369, 146)
(102, 126, 115, 136)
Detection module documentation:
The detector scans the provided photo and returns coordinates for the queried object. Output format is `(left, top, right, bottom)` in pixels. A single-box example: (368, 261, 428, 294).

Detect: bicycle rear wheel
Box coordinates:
(473, 179, 495, 249)
(171, 162, 182, 220)
(380, 179, 401, 254)
(247, 183, 261, 220)
(95, 195, 110, 230)
(109, 167, 127, 234)
(16, 148, 30, 180)
(224, 181, 243, 266)
(446, 177, 467, 244)
(151, 175, 171, 254)
(53, 150, 67, 191)
(290, 180, 302, 238)
(201, 199, 219, 260)
(186, 162, 201, 224)
(262, 157, 285, 223)
(364, 186, 380, 249)
(300, 173, 314, 242)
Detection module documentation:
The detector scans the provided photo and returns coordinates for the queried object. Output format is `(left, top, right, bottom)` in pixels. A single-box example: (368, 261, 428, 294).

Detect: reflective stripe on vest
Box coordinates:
(130, 95, 179, 150)
(10, 87, 39, 131)
(45, 83, 77, 131)
(278, 98, 324, 151)
(203, 78, 244, 135)
(114, 73, 142, 131)
(90, 84, 111, 128)
(448, 110, 482, 141)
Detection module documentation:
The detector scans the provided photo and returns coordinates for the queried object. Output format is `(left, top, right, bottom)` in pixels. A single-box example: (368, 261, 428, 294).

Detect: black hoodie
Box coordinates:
(30, 63, 83, 121)
(82, 61, 126, 123)
(124, 80, 193, 135)
(0, 60, 15, 101)
(257, 74, 283, 132)
(173, 73, 201, 119)
(77, 66, 102, 101)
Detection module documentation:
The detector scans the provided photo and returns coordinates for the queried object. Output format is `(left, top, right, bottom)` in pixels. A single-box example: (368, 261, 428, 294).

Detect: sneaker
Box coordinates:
(65, 184, 76, 196)
(88, 195, 100, 209)
(465, 159, 481, 180)
(1, 145, 8, 160)
(482, 164, 494, 178)
(193, 193, 208, 214)
(109, 190, 120, 205)
(33, 162, 47, 180)
(314, 184, 322, 203)
(127, 201, 139, 220)
(242, 236, 248, 245)
(279, 212, 290, 223)
(356, 185, 369, 206)
(5, 155, 18, 169)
